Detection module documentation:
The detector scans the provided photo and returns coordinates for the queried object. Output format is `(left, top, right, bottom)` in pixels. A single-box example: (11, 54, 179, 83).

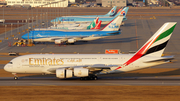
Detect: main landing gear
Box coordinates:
(80, 76, 98, 80)
(12, 73, 18, 80)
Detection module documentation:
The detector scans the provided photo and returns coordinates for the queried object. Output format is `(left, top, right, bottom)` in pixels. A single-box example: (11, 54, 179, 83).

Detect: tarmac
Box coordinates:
(0, 16, 180, 54)
(1, 76, 180, 86)
(0, 11, 180, 86)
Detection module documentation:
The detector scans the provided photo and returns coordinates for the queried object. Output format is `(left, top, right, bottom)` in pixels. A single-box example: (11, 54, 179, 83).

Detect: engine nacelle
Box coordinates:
(56, 69, 73, 78)
(55, 40, 62, 44)
(68, 39, 75, 43)
(74, 68, 89, 77)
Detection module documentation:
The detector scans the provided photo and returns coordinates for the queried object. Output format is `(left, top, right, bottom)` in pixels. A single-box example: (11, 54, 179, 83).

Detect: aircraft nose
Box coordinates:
(4, 64, 12, 72)
(4, 64, 9, 72)
(21, 34, 27, 39)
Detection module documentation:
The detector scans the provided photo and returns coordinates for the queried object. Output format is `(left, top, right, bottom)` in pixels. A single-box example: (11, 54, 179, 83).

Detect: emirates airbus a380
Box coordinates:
(4, 22, 177, 80)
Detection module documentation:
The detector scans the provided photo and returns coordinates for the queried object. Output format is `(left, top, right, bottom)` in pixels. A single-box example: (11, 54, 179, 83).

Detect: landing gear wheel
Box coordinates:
(93, 76, 98, 80)
(80, 76, 98, 80)
(14, 76, 18, 80)
(12, 73, 18, 80)
(80, 77, 84, 80)
(80, 77, 88, 80)
(121, 22, 125, 26)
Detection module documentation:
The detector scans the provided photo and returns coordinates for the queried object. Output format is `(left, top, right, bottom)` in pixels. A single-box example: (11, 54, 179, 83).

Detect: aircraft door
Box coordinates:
(17, 62, 21, 68)
(98, 56, 102, 62)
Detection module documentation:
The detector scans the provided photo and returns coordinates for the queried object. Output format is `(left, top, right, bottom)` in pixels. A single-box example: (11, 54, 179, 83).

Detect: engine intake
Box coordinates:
(56, 69, 73, 78)
(68, 39, 75, 43)
(55, 40, 62, 44)
(74, 68, 89, 77)
(56, 68, 89, 78)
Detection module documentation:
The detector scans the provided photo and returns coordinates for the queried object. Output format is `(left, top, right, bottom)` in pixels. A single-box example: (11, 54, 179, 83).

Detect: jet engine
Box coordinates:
(67, 39, 76, 43)
(74, 68, 89, 77)
(56, 69, 73, 78)
(56, 68, 89, 78)
(55, 40, 62, 44)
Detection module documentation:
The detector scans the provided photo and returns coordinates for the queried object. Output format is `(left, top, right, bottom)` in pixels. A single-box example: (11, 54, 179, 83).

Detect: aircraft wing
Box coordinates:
(47, 64, 119, 74)
(50, 37, 84, 41)
(50, 37, 69, 41)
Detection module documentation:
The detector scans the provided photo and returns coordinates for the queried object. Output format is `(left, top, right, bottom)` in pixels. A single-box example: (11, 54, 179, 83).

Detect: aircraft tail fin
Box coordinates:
(95, 17, 99, 24)
(87, 17, 99, 29)
(115, 22, 177, 70)
(91, 20, 102, 29)
(101, 15, 123, 31)
(135, 22, 177, 57)
(105, 6, 117, 16)
(114, 7, 129, 20)
(110, 7, 123, 16)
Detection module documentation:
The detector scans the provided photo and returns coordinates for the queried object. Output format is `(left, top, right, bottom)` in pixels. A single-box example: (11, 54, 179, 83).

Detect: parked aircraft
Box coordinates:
(22, 15, 123, 44)
(51, 7, 129, 24)
(49, 17, 100, 30)
(4, 22, 176, 80)
(51, 6, 117, 24)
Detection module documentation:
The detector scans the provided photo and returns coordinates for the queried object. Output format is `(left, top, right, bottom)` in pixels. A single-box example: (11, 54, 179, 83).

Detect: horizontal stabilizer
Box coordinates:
(143, 56, 174, 63)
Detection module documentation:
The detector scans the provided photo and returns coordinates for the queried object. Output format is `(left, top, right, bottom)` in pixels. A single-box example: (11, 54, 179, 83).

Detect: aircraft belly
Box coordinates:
(33, 38, 54, 42)
(60, 21, 91, 24)
(114, 60, 167, 73)
(80, 37, 102, 41)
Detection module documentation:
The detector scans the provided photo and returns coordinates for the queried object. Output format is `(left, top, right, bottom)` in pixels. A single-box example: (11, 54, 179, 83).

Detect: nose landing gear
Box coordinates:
(12, 73, 18, 80)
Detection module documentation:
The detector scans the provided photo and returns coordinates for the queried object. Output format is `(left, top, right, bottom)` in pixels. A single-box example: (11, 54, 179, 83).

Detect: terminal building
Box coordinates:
(101, 0, 127, 7)
(1, 0, 69, 7)
(96, 0, 132, 7)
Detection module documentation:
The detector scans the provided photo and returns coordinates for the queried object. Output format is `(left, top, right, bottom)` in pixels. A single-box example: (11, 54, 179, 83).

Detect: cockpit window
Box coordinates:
(8, 62, 13, 64)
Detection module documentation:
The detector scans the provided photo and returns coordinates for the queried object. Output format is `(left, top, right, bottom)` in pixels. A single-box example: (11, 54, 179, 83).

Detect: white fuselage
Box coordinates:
(32, 36, 103, 42)
(4, 54, 167, 74)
